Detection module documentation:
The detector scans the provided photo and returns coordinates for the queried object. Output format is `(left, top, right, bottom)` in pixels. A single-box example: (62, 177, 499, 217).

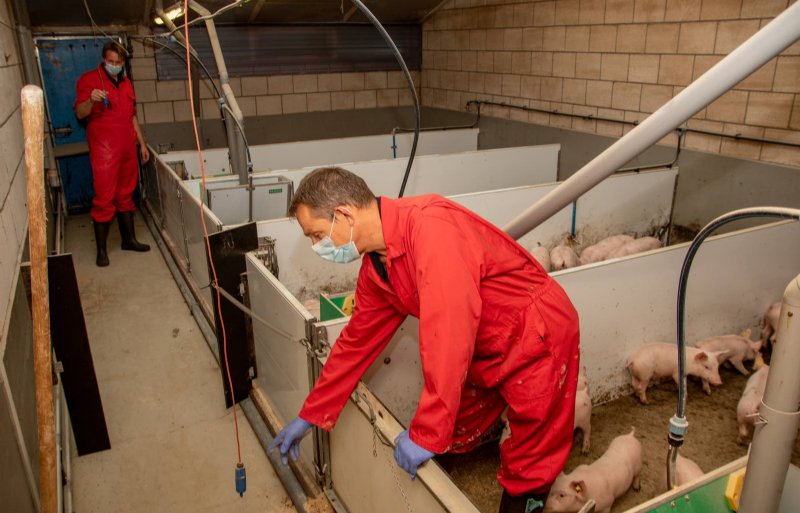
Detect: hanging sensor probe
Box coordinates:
(235, 462, 246, 497)
(182, 0, 245, 498)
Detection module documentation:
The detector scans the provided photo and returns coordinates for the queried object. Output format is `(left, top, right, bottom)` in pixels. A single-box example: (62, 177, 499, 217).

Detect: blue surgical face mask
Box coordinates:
(104, 63, 123, 76)
(312, 212, 360, 264)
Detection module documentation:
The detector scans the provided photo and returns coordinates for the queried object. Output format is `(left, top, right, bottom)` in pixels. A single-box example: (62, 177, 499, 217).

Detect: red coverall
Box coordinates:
(299, 194, 580, 495)
(74, 65, 139, 223)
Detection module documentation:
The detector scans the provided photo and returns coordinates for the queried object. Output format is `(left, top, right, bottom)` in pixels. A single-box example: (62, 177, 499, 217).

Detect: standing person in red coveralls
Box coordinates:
(269, 167, 580, 513)
(74, 41, 150, 267)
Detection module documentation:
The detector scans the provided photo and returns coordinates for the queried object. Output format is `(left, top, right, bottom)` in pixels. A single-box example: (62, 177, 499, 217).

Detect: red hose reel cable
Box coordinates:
(183, 0, 243, 470)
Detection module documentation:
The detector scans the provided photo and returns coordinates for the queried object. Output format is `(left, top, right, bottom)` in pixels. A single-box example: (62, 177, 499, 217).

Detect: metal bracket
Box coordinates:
(314, 461, 329, 486)
(313, 325, 329, 355)
(175, 187, 192, 271)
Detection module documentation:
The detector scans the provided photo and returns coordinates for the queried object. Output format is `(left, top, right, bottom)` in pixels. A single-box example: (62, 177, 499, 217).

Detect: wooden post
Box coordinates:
(22, 84, 57, 513)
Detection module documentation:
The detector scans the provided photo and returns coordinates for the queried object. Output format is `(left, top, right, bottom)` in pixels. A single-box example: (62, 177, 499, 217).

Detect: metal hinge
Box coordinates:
(313, 461, 329, 487)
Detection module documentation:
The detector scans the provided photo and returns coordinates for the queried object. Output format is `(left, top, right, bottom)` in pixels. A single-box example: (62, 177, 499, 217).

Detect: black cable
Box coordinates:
(675, 209, 800, 419)
(668, 207, 800, 489)
(132, 35, 222, 99)
(467, 99, 800, 150)
(349, 0, 420, 198)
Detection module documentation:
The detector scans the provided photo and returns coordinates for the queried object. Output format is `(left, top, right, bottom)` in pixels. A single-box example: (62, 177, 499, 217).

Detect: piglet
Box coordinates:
(760, 302, 781, 347)
(543, 428, 642, 513)
(737, 364, 769, 444)
(529, 243, 552, 272)
(660, 454, 704, 491)
(695, 333, 761, 376)
(574, 371, 592, 455)
(626, 343, 726, 404)
(551, 245, 579, 270)
(578, 235, 634, 265)
(607, 236, 663, 259)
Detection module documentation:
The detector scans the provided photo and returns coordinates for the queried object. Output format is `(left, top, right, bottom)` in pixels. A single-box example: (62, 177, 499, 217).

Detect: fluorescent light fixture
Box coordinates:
(154, 4, 184, 25)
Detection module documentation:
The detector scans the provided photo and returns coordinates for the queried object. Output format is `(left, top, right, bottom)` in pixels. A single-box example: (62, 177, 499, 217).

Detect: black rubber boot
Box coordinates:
(498, 489, 549, 513)
(117, 211, 150, 252)
(93, 220, 111, 267)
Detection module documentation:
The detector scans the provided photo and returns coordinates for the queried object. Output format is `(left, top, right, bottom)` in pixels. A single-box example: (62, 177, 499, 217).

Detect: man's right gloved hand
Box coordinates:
(269, 417, 312, 465)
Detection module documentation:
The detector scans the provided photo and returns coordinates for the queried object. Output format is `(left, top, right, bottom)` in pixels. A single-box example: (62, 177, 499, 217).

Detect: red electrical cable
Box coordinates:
(184, 0, 242, 464)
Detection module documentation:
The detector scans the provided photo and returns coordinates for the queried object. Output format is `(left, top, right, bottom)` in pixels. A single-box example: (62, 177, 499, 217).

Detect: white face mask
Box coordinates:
(312, 212, 360, 264)
(104, 63, 123, 76)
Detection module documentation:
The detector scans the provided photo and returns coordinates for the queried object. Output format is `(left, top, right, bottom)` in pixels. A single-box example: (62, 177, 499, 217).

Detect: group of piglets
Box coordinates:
(625, 301, 779, 444)
(528, 234, 663, 273)
(545, 302, 780, 512)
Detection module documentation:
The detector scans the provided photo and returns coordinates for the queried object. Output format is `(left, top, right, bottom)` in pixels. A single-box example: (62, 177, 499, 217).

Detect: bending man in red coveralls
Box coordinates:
(75, 41, 150, 267)
(270, 167, 580, 513)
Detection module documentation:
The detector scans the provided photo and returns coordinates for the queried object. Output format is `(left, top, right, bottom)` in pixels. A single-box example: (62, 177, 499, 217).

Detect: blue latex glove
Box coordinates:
(394, 430, 435, 480)
(269, 417, 312, 465)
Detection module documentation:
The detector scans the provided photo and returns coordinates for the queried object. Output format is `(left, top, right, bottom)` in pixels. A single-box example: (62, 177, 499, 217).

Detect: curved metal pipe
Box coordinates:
(668, 206, 800, 490)
(186, 0, 248, 184)
(131, 35, 222, 98)
(155, 0, 190, 49)
(466, 98, 800, 150)
(349, 0, 420, 198)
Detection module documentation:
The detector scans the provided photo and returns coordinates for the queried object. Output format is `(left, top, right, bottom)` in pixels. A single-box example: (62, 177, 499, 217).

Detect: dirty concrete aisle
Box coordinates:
(66, 213, 294, 513)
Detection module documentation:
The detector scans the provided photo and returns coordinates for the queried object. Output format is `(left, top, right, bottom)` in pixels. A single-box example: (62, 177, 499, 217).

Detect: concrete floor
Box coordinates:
(66, 212, 294, 513)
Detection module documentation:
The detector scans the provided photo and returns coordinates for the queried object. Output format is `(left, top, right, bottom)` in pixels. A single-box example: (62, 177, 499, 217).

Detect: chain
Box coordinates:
(354, 390, 414, 513)
(372, 424, 414, 513)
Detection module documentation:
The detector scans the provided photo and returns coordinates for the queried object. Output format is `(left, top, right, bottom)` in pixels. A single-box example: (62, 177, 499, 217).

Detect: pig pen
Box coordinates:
(141, 142, 561, 325)
(180, 143, 561, 226)
(242, 168, 701, 512)
(159, 128, 480, 178)
(247, 217, 800, 513)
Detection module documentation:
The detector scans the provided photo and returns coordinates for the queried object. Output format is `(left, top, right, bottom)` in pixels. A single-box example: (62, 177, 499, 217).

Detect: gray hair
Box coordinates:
(288, 166, 375, 218)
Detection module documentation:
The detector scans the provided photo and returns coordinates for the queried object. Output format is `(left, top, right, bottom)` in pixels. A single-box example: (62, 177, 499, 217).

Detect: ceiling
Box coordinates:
(25, 0, 449, 28)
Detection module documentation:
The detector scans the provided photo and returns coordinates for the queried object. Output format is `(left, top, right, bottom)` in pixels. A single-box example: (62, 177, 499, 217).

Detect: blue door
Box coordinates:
(37, 37, 105, 213)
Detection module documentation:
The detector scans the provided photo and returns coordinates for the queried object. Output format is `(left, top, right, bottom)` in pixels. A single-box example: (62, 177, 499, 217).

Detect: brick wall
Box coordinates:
(421, 0, 800, 166)
(0, 0, 27, 341)
(128, 38, 420, 125)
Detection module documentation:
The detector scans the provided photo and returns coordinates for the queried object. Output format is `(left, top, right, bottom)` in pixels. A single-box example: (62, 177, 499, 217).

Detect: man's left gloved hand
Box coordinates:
(394, 430, 435, 480)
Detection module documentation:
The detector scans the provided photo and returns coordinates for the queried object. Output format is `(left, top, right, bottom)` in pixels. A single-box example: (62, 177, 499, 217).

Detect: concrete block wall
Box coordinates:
(128, 37, 420, 126)
(421, 0, 800, 167)
(0, 1, 36, 509)
(0, 0, 27, 344)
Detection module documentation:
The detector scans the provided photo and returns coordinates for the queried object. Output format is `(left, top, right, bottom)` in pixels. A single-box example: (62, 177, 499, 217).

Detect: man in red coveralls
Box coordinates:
(270, 167, 580, 513)
(74, 41, 150, 267)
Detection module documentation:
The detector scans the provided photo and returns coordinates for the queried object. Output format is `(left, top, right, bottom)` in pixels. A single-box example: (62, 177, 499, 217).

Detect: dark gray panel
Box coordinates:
(26, 0, 446, 27)
(155, 24, 421, 80)
(0, 383, 36, 513)
(2, 276, 39, 485)
(27, 0, 145, 27)
(207, 222, 259, 407)
(48, 254, 110, 456)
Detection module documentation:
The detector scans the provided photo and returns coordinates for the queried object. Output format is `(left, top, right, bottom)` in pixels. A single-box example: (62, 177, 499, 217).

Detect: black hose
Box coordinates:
(349, 0, 420, 198)
(134, 35, 255, 163)
(133, 35, 223, 99)
(675, 210, 799, 419)
(668, 208, 800, 490)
